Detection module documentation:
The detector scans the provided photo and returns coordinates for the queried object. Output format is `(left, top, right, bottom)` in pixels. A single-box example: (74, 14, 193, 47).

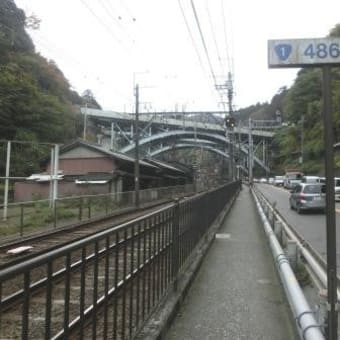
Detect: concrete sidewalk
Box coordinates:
(165, 188, 297, 340)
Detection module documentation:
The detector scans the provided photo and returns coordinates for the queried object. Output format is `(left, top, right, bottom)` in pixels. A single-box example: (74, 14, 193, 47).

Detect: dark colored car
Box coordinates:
(289, 183, 326, 214)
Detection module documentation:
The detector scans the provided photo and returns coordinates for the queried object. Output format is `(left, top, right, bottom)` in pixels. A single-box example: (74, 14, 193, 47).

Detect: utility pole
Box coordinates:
(227, 72, 234, 181)
(248, 118, 253, 185)
(300, 114, 304, 164)
(83, 103, 88, 140)
(3, 141, 11, 221)
(217, 72, 235, 181)
(52, 144, 59, 208)
(322, 65, 337, 339)
(134, 84, 140, 208)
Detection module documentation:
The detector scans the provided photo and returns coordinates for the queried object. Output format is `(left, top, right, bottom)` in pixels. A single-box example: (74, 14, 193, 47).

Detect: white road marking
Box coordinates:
(215, 233, 231, 239)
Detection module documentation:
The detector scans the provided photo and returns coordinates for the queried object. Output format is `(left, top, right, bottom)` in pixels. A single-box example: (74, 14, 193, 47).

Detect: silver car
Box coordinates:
(289, 183, 326, 214)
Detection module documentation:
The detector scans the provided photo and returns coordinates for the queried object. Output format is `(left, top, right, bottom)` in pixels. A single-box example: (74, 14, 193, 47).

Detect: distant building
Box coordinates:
(14, 139, 192, 201)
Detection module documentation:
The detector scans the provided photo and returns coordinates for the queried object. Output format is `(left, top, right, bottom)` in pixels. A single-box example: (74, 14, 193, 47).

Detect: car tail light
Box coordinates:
(298, 194, 305, 200)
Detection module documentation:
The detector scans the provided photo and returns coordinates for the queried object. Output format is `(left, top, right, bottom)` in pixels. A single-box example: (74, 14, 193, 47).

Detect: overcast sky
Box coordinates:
(14, 0, 340, 113)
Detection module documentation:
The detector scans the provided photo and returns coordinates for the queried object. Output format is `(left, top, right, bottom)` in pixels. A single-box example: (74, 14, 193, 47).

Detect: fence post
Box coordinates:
(88, 198, 91, 219)
(105, 197, 108, 215)
(79, 197, 83, 221)
(3, 141, 11, 221)
(53, 200, 57, 228)
(286, 240, 299, 270)
(274, 220, 283, 244)
(20, 203, 24, 236)
(172, 198, 180, 291)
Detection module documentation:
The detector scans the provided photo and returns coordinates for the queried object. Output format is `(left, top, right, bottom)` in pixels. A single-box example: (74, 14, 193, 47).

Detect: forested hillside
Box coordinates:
(239, 24, 340, 175)
(2, 1, 340, 177)
(271, 24, 340, 175)
(0, 0, 85, 144)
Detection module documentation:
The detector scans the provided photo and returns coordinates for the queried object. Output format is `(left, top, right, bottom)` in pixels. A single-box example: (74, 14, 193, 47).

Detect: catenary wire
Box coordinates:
(189, 0, 218, 85)
(177, 0, 220, 107)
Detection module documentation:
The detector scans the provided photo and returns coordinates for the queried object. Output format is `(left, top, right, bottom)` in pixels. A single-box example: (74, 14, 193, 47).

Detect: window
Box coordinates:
(294, 185, 302, 193)
(303, 185, 321, 194)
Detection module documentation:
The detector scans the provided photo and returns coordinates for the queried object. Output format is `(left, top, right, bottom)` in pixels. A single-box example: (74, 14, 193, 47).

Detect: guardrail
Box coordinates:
(0, 181, 241, 339)
(252, 186, 326, 340)
(0, 184, 195, 243)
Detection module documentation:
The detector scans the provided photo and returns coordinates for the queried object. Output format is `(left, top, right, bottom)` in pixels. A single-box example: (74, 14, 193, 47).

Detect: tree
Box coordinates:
(0, 0, 34, 54)
(82, 89, 102, 109)
(25, 14, 41, 30)
(0, 62, 76, 142)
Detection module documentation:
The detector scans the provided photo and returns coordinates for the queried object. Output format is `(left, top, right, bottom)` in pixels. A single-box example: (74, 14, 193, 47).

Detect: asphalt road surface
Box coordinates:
(256, 183, 340, 270)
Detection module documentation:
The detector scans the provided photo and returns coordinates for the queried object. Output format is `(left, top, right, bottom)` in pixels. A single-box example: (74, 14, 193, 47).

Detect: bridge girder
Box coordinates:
(149, 143, 249, 175)
(119, 130, 270, 173)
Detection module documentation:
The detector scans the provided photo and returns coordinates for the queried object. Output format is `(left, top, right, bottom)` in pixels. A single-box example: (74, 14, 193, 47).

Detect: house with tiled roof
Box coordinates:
(14, 139, 192, 201)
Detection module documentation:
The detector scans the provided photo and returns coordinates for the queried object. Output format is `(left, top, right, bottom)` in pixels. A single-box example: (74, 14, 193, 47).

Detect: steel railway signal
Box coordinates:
(225, 116, 235, 129)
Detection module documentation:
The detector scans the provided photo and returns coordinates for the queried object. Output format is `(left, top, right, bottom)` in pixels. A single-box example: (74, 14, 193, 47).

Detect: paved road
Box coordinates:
(256, 183, 340, 270)
(165, 188, 297, 340)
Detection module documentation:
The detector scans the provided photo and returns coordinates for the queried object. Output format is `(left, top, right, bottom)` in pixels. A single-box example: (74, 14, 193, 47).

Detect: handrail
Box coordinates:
(251, 187, 325, 340)
(255, 187, 340, 298)
(0, 181, 241, 339)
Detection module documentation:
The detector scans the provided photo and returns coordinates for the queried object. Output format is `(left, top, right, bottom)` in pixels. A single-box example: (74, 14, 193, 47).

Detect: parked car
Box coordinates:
(284, 170, 303, 190)
(334, 178, 340, 201)
(318, 177, 340, 201)
(301, 176, 322, 183)
(274, 176, 284, 186)
(289, 183, 326, 214)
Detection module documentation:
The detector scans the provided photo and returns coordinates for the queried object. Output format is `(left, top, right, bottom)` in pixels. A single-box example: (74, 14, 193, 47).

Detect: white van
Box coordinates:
(301, 176, 321, 184)
(274, 176, 284, 186)
(284, 172, 303, 190)
(335, 178, 340, 201)
(319, 177, 340, 201)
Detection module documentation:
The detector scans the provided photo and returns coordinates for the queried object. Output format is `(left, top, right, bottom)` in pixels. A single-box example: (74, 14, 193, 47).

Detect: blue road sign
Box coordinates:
(268, 38, 340, 68)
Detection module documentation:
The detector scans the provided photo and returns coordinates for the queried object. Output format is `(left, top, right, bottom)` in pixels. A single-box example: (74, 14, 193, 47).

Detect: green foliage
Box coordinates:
(283, 69, 322, 124)
(335, 155, 340, 168)
(294, 264, 311, 287)
(0, 0, 34, 55)
(268, 24, 340, 174)
(237, 23, 340, 175)
(0, 62, 76, 142)
(0, 1, 103, 176)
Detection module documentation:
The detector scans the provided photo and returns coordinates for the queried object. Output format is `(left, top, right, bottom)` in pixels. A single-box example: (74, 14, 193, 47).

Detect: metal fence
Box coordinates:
(0, 181, 240, 339)
(0, 184, 195, 243)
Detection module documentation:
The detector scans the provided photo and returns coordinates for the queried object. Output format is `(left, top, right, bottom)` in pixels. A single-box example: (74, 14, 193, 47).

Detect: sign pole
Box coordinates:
(134, 84, 140, 208)
(268, 37, 340, 338)
(322, 65, 338, 340)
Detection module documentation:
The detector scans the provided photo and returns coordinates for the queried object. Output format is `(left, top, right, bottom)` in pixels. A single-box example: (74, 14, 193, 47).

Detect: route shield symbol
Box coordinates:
(274, 44, 292, 61)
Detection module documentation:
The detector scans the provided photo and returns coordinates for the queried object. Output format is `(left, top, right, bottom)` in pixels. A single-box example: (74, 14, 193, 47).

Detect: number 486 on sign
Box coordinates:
(304, 42, 340, 59)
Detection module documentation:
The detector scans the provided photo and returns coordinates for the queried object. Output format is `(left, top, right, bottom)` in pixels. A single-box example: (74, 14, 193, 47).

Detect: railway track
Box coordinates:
(0, 182, 240, 339)
(0, 199, 174, 270)
(0, 203, 174, 339)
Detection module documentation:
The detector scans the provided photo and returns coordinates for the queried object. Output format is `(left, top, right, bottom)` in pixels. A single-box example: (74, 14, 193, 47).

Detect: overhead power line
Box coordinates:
(177, 0, 220, 106)
(79, 0, 130, 54)
(29, 31, 131, 102)
(177, 0, 207, 78)
(189, 0, 218, 85)
(205, 1, 225, 77)
(220, 0, 233, 74)
(97, 0, 136, 44)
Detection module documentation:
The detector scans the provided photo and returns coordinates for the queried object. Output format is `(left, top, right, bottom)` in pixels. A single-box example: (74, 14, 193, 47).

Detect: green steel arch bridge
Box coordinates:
(81, 108, 280, 176)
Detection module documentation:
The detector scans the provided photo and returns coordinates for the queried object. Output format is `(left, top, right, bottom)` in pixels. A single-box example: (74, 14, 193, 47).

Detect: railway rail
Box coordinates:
(0, 185, 195, 243)
(0, 200, 176, 270)
(0, 182, 241, 339)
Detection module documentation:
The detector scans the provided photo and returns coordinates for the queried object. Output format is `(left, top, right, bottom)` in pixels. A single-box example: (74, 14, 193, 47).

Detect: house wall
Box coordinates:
(14, 181, 112, 201)
(46, 145, 117, 175)
(56, 158, 116, 175)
